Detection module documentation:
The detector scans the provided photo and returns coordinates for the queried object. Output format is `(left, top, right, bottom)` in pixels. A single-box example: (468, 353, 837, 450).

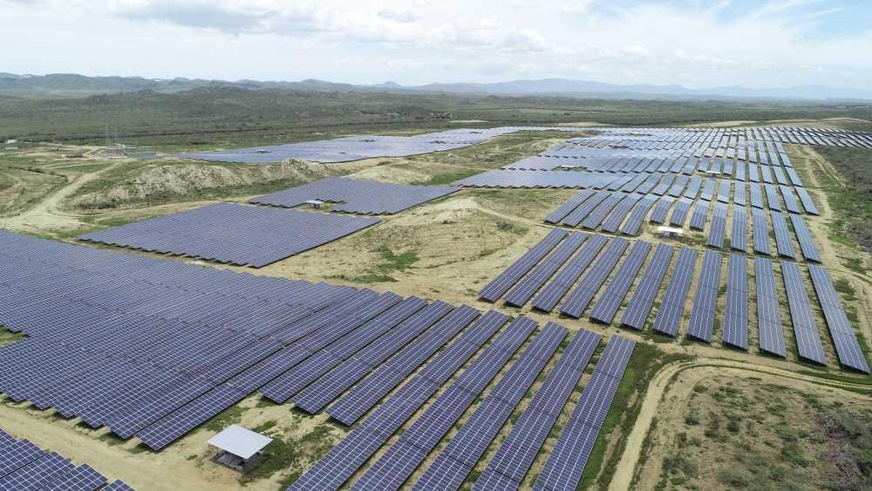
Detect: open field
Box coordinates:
(0, 106, 870, 491)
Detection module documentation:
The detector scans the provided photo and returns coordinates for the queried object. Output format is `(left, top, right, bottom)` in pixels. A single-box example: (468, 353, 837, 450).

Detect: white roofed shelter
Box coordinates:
(207, 425, 273, 472)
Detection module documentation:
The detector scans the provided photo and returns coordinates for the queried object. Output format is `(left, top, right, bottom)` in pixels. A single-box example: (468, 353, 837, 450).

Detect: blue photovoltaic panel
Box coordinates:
(733, 183, 746, 206)
(589, 241, 652, 324)
(504, 233, 587, 307)
(620, 196, 657, 235)
(789, 214, 822, 263)
(479, 229, 567, 302)
(648, 197, 675, 224)
(669, 197, 692, 227)
(600, 193, 640, 233)
(795, 187, 819, 215)
(533, 336, 635, 491)
(477, 329, 600, 488)
(716, 179, 731, 203)
(754, 258, 786, 357)
(45, 464, 108, 491)
(562, 191, 610, 227)
(349, 317, 536, 491)
(689, 200, 710, 231)
(730, 204, 747, 252)
(531, 234, 609, 312)
(781, 261, 828, 366)
(749, 182, 764, 209)
(621, 244, 674, 330)
(652, 248, 698, 336)
(412, 324, 566, 491)
(560, 238, 630, 318)
(581, 194, 623, 230)
(326, 306, 485, 425)
(722, 254, 748, 350)
(0, 452, 74, 491)
(751, 208, 771, 255)
(545, 190, 595, 224)
(764, 184, 781, 211)
(687, 251, 722, 343)
(78, 203, 380, 268)
(707, 203, 728, 249)
(779, 185, 802, 214)
(770, 211, 795, 259)
(807, 265, 870, 373)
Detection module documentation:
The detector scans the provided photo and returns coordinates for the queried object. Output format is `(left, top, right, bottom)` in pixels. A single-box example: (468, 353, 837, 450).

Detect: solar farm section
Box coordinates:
(0, 428, 134, 490)
(0, 230, 640, 490)
(0, 122, 871, 490)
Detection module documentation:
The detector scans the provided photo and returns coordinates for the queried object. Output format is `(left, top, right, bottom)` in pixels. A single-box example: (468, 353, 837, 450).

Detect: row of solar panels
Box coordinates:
(0, 428, 133, 491)
(479, 230, 869, 373)
(529, 148, 797, 173)
(251, 176, 457, 215)
(290, 325, 634, 491)
(79, 202, 380, 268)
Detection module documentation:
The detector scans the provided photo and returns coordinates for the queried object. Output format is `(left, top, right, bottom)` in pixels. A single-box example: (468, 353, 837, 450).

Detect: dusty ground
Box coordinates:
(619, 362, 871, 491)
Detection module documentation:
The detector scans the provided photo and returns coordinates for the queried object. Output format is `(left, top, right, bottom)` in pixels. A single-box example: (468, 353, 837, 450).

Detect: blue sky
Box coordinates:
(1, 0, 870, 90)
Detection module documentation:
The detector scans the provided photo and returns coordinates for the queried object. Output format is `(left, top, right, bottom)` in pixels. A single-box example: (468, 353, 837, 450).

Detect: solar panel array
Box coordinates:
(534, 336, 636, 491)
(0, 427, 133, 490)
(177, 127, 590, 164)
(478, 230, 867, 370)
(250, 176, 457, 214)
(78, 202, 380, 267)
(290, 330, 634, 491)
(474, 329, 601, 489)
(807, 265, 870, 373)
(4, 232, 573, 453)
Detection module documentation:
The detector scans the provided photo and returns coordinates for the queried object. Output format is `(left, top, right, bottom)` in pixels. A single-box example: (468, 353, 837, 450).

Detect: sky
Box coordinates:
(2, 0, 871, 90)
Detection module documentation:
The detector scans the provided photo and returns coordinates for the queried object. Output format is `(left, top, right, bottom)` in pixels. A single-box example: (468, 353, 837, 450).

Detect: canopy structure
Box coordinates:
(208, 425, 272, 461)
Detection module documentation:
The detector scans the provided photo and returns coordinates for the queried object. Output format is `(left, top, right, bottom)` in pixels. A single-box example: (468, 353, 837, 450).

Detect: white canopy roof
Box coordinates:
(207, 425, 273, 459)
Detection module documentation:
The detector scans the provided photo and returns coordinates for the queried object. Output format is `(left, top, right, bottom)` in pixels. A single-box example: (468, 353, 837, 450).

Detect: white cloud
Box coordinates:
(0, 0, 869, 90)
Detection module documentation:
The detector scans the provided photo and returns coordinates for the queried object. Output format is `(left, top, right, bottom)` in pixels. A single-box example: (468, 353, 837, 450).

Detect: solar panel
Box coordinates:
(479, 229, 567, 302)
(561, 238, 630, 318)
(751, 207, 771, 255)
(601, 193, 641, 233)
(686, 251, 722, 343)
(779, 185, 802, 214)
(531, 234, 610, 312)
(789, 214, 822, 263)
(79, 203, 380, 268)
(326, 307, 488, 425)
(730, 204, 747, 252)
(533, 336, 635, 491)
(754, 258, 786, 357)
(411, 324, 566, 491)
(707, 203, 728, 249)
(807, 265, 870, 373)
(0, 452, 74, 491)
(781, 261, 828, 366)
(794, 187, 819, 215)
(722, 254, 749, 350)
(689, 200, 711, 230)
(44, 464, 107, 491)
(589, 241, 652, 324)
(651, 247, 699, 337)
(620, 196, 657, 235)
(349, 317, 537, 490)
(504, 233, 588, 307)
(669, 197, 692, 227)
(545, 190, 595, 224)
(770, 211, 795, 259)
(478, 329, 600, 487)
(649, 197, 675, 224)
(621, 244, 674, 330)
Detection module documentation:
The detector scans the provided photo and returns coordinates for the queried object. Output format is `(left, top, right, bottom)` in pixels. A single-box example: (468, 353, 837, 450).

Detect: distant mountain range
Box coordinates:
(1, 73, 870, 102)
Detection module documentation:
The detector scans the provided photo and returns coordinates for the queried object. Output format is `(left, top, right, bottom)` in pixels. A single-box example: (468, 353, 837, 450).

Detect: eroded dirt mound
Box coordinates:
(68, 159, 335, 209)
